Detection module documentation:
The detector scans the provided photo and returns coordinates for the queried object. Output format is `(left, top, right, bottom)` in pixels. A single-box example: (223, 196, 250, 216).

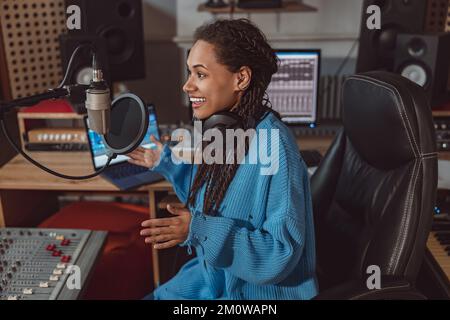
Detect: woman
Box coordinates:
(128, 18, 318, 300)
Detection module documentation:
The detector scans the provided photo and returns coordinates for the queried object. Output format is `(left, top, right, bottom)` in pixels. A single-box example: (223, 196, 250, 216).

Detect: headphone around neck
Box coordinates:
(201, 111, 249, 133)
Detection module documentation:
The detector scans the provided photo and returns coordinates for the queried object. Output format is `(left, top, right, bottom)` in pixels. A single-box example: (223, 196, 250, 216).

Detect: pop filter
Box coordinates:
(101, 93, 149, 155)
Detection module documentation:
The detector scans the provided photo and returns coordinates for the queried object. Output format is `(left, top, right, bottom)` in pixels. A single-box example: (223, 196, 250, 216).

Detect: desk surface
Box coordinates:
(0, 151, 172, 191)
(0, 136, 335, 191)
(1, 136, 448, 191)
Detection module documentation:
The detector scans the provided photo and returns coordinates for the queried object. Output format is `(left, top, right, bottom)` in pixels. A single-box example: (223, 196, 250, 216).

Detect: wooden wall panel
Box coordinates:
(425, 0, 450, 33)
(0, 0, 66, 99)
(0, 0, 68, 166)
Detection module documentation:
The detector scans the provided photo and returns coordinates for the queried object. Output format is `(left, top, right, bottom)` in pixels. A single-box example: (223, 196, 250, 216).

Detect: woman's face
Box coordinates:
(183, 40, 246, 120)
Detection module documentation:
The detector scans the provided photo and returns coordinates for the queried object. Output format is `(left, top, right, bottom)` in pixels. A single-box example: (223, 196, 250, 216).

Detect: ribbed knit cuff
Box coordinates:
(179, 210, 208, 253)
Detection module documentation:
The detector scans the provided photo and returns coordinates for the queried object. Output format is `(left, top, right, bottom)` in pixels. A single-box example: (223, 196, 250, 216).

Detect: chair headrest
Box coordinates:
(342, 71, 437, 170)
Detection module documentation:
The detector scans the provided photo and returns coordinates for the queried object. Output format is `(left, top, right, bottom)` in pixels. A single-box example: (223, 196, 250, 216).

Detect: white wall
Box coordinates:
(175, 0, 363, 58)
(124, 0, 190, 124)
(125, 0, 365, 124)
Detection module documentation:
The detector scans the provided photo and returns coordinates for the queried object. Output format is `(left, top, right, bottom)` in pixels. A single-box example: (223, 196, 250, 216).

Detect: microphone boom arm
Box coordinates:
(0, 42, 115, 180)
(0, 87, 68, 118)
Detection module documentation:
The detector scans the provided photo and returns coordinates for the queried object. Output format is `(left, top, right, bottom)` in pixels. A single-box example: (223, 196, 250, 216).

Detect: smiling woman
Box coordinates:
(185, 19, 280, 215)
(184, 40, 250, 120)
(128, 18, 318, 300)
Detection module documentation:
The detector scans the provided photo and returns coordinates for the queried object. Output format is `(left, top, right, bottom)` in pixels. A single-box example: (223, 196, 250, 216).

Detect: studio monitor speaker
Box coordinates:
(64, 0, 145, 82)
(356, 0, 428, 72)
(59, 33, 110, 86)
(394, 33, 450, 107)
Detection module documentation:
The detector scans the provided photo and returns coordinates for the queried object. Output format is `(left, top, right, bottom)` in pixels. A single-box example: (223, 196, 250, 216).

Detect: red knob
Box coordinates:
(61, 255, 71, 263)
(52, 250, 62, 257)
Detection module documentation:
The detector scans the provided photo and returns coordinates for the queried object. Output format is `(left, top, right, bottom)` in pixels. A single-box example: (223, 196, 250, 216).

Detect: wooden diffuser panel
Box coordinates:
(425, 0, 450, 33)
(0, 0, 66, 99)
(447, 2, 450, 32)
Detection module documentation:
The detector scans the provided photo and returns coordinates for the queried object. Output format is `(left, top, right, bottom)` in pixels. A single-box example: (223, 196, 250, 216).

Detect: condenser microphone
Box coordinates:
(0, 44, 149, 181)
(85, 53, 111, 135)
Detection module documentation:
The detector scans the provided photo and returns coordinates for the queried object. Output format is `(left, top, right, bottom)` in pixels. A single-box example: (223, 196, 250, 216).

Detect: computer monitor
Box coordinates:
(267, 49, 321, 126)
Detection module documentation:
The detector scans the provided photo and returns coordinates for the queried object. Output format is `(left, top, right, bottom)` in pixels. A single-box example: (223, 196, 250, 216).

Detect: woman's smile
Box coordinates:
(190, 96, 207, 108)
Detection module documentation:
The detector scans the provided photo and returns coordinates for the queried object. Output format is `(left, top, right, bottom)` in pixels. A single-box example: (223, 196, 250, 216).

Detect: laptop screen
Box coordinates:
(85, 104, 160, 169)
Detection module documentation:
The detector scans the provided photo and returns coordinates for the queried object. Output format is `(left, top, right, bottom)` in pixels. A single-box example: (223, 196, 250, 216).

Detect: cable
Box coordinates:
(58, 43, 94, 89)
(0, 118, 114, 180)
(334, 38, 359, 78)
(0, 41, 113, 180)
(319, 38, 359, 97)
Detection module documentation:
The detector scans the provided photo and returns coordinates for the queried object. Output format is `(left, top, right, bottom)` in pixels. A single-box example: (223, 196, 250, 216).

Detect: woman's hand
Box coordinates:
(140, 204, 192, 249)
(127, 135, 163, 168)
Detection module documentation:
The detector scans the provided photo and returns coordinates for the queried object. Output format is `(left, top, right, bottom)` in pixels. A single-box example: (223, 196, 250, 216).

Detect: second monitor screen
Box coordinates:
(267, 50, 320, 125)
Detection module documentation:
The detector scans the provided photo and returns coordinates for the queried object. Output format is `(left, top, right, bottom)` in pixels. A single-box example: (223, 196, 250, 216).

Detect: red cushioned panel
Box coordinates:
(19, 99, 74, 113)
(39, 201, 149, 232)
(39, 201, 153, 300)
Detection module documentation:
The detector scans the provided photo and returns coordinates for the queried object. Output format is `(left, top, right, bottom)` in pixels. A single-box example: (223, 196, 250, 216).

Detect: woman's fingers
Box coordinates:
(127, 139, 162, 169)
(134, 146, 146, 153)
(140, 226, 173, 237)
(128, 159, 148, 167)
(127, 152, 143, 162)
(153, 239, 180, 250)
(128, 148, 160, 168)
(141, 217, 178, 227)
(167, 205, 190, 217)
(150, 135, 162, 148)
(127, 151, 138, 159)
(127, 149, 144, 158)
(127, 147, 146, 159)
(129, 150, 156, 160)
(144, 234, 173, 244)
(166, 204, 180, 215)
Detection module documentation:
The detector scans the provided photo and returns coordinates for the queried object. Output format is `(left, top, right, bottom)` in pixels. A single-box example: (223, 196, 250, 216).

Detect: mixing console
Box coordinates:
(0, 228, 106, 300)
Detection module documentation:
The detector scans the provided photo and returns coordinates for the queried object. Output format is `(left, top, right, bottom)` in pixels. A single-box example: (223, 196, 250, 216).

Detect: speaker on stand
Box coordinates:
(356, 0, 428, 72)
(394, 33, 450, 107)
(59, 34, 110, 86)
(63, 0, 145, 82)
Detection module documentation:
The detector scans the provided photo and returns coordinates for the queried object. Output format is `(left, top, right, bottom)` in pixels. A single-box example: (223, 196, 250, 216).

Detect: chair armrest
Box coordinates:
(314, 276, 426, 300)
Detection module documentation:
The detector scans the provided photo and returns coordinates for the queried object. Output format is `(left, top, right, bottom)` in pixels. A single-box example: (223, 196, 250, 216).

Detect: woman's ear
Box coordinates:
(234, 66, 252, 91)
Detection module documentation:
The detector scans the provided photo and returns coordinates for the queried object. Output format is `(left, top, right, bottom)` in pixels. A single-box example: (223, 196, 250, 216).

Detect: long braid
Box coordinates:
(187, 19, 279, 215)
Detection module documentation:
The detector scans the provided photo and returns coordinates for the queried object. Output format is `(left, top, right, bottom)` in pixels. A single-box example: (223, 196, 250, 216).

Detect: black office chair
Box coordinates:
(311, 71, 438, 299)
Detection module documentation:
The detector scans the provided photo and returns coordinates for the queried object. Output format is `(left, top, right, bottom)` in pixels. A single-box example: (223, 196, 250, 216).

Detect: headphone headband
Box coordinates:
(195, 106, 275, 134)
(202, 111, 244, 133)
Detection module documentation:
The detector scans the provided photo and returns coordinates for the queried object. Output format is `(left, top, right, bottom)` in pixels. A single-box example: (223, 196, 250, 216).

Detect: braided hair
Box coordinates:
(187, 18, 279, 215)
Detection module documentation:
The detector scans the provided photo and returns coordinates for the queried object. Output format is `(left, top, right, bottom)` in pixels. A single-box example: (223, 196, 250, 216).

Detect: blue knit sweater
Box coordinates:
(151, 112, 318, 300)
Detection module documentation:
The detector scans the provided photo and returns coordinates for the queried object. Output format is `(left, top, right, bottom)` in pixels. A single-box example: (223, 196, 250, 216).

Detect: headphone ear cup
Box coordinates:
(202, 111, 243, 133)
